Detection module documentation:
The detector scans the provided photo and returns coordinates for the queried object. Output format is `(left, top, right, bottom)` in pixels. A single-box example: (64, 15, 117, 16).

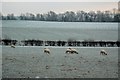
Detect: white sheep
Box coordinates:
(44, 48, 50, 55)
(11, 44, 15, 48)
(66, 48, 72, 53)
(66, 48, 78, 54)
(100, 49, 107, 55)
(70, 48, 78, 54)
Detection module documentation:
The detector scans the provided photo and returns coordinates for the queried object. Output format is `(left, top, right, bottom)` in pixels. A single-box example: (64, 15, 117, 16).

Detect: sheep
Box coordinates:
(70, 48, 78, 54)
(66, 48, 78, 54)
(44, 48, 50, 55)
(11, 44, 15, 48)
(66, 48, 72, 53)
(100, 49, 107, 55)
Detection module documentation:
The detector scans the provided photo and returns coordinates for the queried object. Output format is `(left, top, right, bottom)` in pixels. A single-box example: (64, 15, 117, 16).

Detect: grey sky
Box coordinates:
(2, 0, 119, 2)
(2, 2, 118, 16)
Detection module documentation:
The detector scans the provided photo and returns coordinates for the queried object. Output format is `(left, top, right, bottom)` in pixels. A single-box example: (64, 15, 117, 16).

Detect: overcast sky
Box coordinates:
(1, 0, 119, 2)
(1, 2, 119, 16)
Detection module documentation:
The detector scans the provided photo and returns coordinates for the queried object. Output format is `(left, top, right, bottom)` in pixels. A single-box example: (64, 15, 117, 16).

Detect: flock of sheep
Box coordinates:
(44, 48, 108, 56)
(10, 44, 108, 56)
(44, 48, 78, 54)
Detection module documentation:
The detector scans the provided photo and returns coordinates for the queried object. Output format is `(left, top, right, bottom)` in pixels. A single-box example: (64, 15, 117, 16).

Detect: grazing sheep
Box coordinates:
(66, 48, 78, 54)
(100, 49, 107, 55)
(66, 48, 72, 53)
(11, 44, 15, 48)
(44, 48, 50, 55)
(70, 48, 78, 54)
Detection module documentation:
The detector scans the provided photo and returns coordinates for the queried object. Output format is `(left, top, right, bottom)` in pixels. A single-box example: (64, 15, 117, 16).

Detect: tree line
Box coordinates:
(0, 10, 120, 22)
